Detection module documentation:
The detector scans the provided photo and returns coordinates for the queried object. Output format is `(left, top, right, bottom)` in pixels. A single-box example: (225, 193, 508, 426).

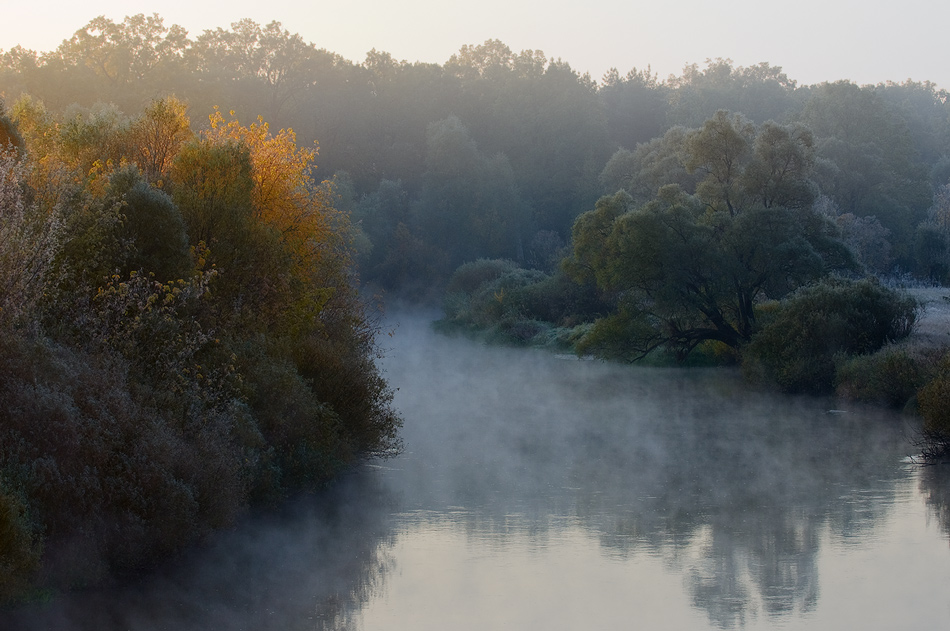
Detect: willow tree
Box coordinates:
(566, 112, 853, 361)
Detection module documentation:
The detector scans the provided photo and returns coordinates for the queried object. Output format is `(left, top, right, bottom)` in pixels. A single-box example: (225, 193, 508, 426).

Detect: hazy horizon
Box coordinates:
(3, 1, 948, 90)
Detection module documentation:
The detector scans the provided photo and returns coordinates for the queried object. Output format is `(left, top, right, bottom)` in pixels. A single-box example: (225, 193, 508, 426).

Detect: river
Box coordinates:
(4, 314, 950, 630)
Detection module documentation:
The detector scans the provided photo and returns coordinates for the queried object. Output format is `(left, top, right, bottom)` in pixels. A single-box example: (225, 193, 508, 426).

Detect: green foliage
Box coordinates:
(105, 167, 191, 281)
(445, 258, 521, 296)
(568, 186, 847, 360)
(440, 258, 604, 348)
(570, 111, 863, 363)
(835, 346, 938, 408)
(0, 480, 41, 604)
(803, 81, 932, 267)
(917, 352, 950, 459)
(235, 344, 341, 494)
(171, 139, 255, 248)
(0, 334, 246, 587)
(411, 116, 530, 273)
(742, 278, 919, 394)
(292, 301, 402, 461)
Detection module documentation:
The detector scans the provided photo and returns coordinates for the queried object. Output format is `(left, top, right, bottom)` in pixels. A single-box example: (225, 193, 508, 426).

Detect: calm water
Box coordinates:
(5, 315, 950, 630)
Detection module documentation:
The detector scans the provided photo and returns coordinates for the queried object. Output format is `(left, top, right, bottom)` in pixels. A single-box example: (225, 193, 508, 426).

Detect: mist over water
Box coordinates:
(5, 313, 950, 630)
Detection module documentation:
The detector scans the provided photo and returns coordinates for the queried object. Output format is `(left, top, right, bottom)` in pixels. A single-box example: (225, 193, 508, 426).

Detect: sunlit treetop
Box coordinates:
(203, 107, 338, 272)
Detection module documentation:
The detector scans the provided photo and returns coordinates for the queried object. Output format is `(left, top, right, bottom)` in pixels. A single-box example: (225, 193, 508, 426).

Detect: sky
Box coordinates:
(2, 0, 948, 90)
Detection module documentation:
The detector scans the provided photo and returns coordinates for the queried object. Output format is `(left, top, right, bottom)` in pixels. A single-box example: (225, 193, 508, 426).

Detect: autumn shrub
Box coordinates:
(742, 277, 919, 394)
(0, 99, 403, 602)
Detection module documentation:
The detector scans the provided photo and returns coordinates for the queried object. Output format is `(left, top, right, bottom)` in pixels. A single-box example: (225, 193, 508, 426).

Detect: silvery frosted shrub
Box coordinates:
(0, 145, 61, 330)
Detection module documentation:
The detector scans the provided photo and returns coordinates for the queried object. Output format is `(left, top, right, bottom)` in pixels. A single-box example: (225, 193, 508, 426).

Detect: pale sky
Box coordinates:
(2, 0, 948, 90)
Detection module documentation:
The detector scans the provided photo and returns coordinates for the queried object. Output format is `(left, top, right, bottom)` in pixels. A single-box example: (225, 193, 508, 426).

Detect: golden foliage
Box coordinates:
(204, 108, 335, 273)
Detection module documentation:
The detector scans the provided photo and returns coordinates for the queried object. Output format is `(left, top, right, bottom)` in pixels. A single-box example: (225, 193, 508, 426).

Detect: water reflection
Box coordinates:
(1, 471, 397, 631)
(920, 464, 950, 540)
(378, 317, 921, 628)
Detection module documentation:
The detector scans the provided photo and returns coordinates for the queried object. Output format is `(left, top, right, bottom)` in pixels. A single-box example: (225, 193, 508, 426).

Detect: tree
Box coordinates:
(203, 108, 335, 276)
(567, 187, 842, 360)
(411, 116, 529, 271)
(54, 14, 189, 87)
(567, 112, 853, 361)
(605, 112, 818, 214)
(598, 66, 669, 151)
(130, 96, 193, 186)
(685, 110, 756, 215)
(171, 138, 255, 248)
(800, 80, 931, 266)
(666, 58, 800, 127)
(188, 20, 338, 120)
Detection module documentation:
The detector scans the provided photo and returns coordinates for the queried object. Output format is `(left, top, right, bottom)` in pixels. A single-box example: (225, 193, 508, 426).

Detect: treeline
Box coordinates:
(0, 94, 399, 602)
(3, 15, 949, 297)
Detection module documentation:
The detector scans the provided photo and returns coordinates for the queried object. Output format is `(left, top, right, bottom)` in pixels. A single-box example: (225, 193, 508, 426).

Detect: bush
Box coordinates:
(445, 258, 520, 295)
(835, 347, 932, 408)
(0, 100, 404, 602)
(742, 277, 919, 394)
(0, 145, 61, 329)
(917, 352, 950, 459)
(105, 167, 191, 282)
(0, 335, 248, 589)
(0, 481, 41, 604)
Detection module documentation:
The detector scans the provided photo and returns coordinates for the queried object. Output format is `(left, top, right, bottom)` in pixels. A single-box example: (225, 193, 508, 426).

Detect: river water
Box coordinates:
(5, 314, 950, 630)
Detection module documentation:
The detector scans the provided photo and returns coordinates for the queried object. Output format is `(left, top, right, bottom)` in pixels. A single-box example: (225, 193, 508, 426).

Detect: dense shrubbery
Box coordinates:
(917, 353, 950, 459)
(438, 258, 606, 348)
(0, 100, 400, 603)
(741, 278, 919, 394)
(835, 345, 946, 409)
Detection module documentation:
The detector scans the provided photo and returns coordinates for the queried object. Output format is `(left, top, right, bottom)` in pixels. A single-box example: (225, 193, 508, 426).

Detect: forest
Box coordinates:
(2, 14, 950, 602)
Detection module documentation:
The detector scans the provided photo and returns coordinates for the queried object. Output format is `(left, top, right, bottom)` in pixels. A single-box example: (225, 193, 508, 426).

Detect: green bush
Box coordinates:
(917, 352, 950, 459)
(441, 258, 609, 349)
(742, 278, 919, 394)
(445, 258, 520, 295)
(105, 167, 191, 282)
(0, 480, 41, 604)
(835, 347, 932, 408)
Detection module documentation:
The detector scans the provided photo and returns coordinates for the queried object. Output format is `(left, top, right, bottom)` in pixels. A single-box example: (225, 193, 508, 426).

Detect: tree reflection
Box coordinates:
(919, 464, 950, 542)
(0, 470, 396, 631)
(382, 324, 914, 629)
(557, 375, 905, 628)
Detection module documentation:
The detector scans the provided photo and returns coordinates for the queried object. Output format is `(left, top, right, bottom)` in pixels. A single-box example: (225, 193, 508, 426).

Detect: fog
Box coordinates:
(4, 313, 949, 630)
